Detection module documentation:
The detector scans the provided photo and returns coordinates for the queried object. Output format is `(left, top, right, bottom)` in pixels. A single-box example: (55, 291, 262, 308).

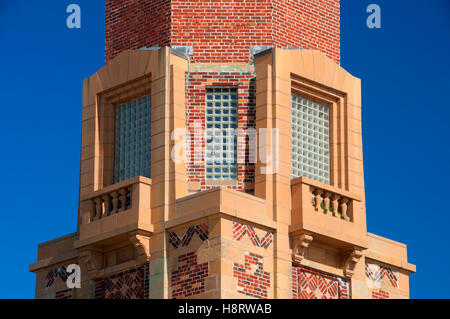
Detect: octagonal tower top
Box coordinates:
(105, 0, 340, 64)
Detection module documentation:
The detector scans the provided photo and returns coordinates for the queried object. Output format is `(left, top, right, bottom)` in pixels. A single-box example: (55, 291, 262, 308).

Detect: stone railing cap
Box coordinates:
(80, 176, 151, 201)
(291, 176, 362, 202)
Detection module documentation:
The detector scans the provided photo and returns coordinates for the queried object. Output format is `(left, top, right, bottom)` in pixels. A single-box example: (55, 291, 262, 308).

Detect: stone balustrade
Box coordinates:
(291, 176, 363, 226)
(88, 186, 131, 222)
(79, 176, 152, 225)
(311, 187, 352, 221)
(75, 176, 152, 247)
(290, 176, 367, 250)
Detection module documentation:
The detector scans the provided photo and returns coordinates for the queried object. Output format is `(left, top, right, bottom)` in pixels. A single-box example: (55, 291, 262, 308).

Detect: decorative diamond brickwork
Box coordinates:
(233, 253, 270, 299)
(292, 266, 350, 299)
(94, 264, 149, 299)
(171, 252, 209, 299)
(233, 221, 273, 249)
(169, 223, 209, 248)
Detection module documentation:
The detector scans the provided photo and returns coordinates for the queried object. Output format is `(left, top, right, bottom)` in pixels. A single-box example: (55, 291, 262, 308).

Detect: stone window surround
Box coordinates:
(291, 74, 349, 191)
(96, 75, 153, 189)
(113, 94, 152, 183)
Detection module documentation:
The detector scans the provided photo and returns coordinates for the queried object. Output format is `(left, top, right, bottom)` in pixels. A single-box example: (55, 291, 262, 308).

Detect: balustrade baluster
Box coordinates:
(313, 188, 323, 211)
(94, 197, 103, 220)
(111, 191, 119, 214)
(323, 192, 331, 214)
(119, 188, 128, 212)
(102, 194, 111, 216)
(340, 197, 350, 221)
(83, 182, 138, 223)
(331, 194, 339, 217)
(126, 187, 131, 209)
(89, 199, 95, 222)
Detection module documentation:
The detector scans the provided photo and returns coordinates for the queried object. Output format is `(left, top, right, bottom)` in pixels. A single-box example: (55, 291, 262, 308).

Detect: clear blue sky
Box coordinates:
(0, 0, 448, 299)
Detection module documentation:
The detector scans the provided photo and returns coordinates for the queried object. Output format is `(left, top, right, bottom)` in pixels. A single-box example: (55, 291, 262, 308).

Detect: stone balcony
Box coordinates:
(74, 176, 153, 251)
(290, 177, 368, 269)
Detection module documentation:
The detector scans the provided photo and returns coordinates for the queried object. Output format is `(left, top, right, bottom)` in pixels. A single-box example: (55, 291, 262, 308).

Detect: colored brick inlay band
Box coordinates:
(233, 253, 270, 299)
(169, 223, 209, 248)
(171, 252, 209, 299)
(46, 265, 71, 288)
(233, 221, 273, 249)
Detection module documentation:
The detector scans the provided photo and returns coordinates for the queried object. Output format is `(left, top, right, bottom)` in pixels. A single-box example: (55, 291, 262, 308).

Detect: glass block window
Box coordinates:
(205, 87, 238, 181)
(114, 95, 151, 183)
(291, 94, 330, 184)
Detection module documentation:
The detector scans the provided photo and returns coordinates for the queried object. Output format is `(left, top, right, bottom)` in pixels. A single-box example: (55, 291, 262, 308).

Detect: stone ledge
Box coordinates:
(365, 250, 416, 273)
(29, 250, 78, 272)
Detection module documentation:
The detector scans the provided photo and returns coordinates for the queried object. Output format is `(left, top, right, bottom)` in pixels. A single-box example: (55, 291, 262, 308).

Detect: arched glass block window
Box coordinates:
(291, 94, 330, 184)
(114, 95, 151, 183)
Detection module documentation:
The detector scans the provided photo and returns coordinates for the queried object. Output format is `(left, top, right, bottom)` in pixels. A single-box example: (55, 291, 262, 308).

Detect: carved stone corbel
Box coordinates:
(342, 249, 363, 278)
(129, 232, 151, 264)
(79, 249, 103, 278)
(292, 234, 313, 264)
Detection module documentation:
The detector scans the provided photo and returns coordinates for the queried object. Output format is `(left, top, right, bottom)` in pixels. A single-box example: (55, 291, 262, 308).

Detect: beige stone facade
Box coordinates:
(29, 47, 415, 299)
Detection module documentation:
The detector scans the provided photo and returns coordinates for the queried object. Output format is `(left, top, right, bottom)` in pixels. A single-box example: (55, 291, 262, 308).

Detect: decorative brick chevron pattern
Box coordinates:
(171, 252, 208, 299)
(55, 288, 73, 299)
(365, 262, 398, 288)
(233, 253, 270, 299)
(169, 223, 209, 249)
(372, 289, 390, 299)
(46, 265, 70, 288)
(94, 264, 149, 299)
(233, 222, 273, 249)
(292, 266, 350, 299)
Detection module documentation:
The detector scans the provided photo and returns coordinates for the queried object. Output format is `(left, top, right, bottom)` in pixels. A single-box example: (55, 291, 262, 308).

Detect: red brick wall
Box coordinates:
(171, 252, 209, 298)
(233, 253, 270, 299)
(186, 72, 255, 192)
(105, 0, 340, 63)
(171, 0, 272, 63)
(272, 0, 340, 64)
(105, 0, 171, 62)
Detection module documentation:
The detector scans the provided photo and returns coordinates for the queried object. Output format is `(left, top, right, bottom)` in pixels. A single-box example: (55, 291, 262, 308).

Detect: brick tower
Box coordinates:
(30, 0, 415, 299)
